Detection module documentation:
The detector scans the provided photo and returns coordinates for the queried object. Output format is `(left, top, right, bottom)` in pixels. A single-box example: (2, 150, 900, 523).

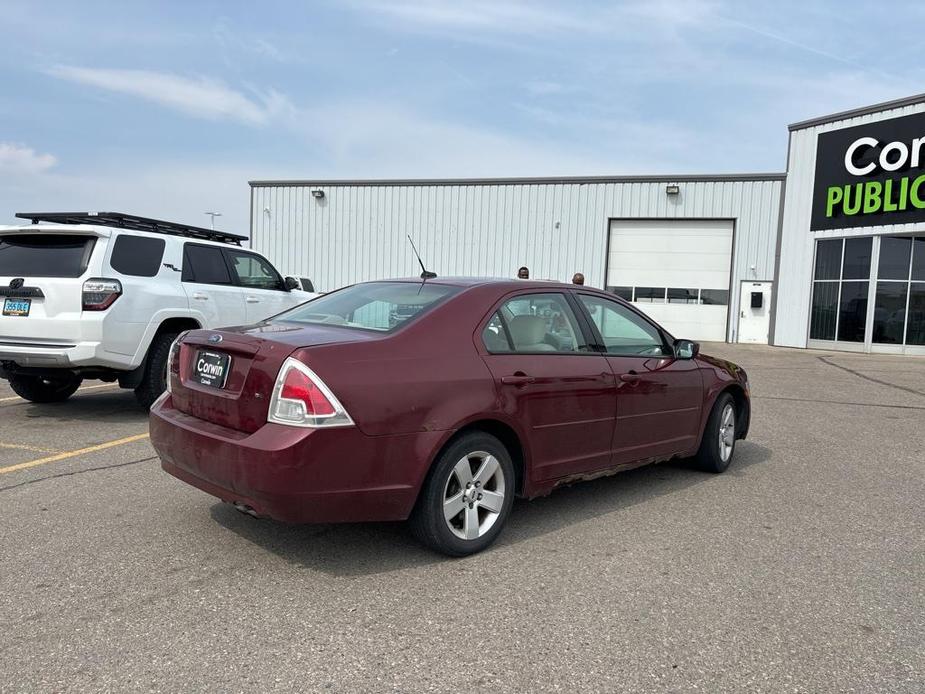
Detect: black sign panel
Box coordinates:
(194, 350, 231, 389)
(811, 111, 925, 231)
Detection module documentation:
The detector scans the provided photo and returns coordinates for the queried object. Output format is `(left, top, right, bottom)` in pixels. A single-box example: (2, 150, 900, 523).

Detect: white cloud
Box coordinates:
(0, 143, 57, 173)
(46, 65, 291, 126)
(348, 0, 598, 35)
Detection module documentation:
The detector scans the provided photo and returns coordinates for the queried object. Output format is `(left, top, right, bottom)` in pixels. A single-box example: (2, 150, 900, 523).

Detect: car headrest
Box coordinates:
(509, 314, 547, 347)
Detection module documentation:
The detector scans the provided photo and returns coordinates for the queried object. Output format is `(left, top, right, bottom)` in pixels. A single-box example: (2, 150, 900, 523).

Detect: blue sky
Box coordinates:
(1, 0, 923, 233)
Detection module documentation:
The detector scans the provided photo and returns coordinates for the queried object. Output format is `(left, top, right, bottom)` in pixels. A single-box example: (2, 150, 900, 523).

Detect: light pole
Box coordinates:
(204, 211, 222, 230)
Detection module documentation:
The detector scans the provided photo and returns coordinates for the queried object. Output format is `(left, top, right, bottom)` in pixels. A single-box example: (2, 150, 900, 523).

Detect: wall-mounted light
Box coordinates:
(311, 189, 325, 200)
(665, 184, 680, 196)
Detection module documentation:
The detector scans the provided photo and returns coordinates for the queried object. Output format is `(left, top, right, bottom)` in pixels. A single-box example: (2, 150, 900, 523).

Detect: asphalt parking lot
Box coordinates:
(1, 344, 923, 693)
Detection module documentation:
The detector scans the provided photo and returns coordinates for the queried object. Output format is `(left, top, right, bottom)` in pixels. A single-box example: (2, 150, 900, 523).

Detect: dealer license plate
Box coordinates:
(194, 350, 231, 389)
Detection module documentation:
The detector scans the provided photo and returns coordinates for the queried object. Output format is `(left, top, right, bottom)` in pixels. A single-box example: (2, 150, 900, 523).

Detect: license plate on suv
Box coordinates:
(194, 350, 231, 389)
(2, 298, 31, 317)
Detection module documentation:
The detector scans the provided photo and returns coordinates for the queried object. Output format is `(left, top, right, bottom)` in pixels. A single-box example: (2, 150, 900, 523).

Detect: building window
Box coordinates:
(810, 238, 871, 343)
(634, 287, 666, 303)
(812, 235, 925, 347)
(606, 286, 633, 301)
(607, 286, 729, 306)
(699, 289, 729, 306)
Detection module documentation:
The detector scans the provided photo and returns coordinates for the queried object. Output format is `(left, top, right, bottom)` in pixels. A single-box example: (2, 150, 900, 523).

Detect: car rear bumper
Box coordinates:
(149, 394, 442, 524)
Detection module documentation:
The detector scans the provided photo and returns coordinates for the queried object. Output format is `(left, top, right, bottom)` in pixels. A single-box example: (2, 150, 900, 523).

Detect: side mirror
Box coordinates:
(674, 339, 700, 360)
(284, 276, 300, 291)
(300, 277, 315, 293)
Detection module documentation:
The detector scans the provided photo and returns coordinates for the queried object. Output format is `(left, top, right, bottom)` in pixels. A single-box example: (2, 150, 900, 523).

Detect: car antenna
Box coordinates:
(407, 234, 437, 280)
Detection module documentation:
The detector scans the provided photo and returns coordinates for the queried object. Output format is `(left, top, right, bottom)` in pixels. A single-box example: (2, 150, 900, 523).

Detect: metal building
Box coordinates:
(250, 175, 784, 344)
(774, 93, 925, 355)
(249, 92, 925, 354)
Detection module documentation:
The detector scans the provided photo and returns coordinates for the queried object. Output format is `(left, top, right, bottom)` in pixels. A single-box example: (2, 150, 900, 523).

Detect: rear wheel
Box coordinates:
(693, 392, 737, 473)
(8, 373, 81, 403)
(410, 432, 515, 557)
(134, 332, 178, 409)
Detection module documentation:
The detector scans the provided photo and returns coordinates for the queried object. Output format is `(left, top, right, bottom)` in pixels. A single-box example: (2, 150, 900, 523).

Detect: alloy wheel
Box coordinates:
(442, 450, 506, 540)
(718, 403, 735, 462)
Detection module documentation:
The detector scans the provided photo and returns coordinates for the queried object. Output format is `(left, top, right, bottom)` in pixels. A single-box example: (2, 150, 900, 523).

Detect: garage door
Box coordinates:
(606, 219, 733, 342)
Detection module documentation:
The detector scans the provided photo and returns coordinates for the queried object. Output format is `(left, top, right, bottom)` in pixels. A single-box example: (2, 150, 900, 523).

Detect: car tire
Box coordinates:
(8, 373, 81, 403)
(410, 432, 516, 557)
(693, 392, 737, 473)
(134, 332, 178, 409)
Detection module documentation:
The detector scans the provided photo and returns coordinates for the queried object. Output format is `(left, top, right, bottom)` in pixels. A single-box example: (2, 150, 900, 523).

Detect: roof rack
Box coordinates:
(14, 212, 247, 246)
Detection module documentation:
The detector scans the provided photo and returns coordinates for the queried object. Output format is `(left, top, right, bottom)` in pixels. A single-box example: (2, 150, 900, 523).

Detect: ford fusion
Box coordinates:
(150, 279, 750, 556)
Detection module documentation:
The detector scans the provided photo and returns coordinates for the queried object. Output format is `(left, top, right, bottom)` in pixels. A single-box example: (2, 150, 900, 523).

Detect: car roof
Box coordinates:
(375, 276, 580, 290)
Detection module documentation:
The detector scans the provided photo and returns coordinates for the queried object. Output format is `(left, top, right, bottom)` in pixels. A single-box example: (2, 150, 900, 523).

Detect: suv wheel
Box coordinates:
(134, 332, 178, 409)
(8, 373, 82, 403)
(410, 432, 515, 557)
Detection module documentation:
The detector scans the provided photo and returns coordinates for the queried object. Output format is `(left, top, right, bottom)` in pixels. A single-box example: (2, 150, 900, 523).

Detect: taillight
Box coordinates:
(166, 332, 187, 394)
(82, 278, 122, 310)
(268, 357, 353, 428)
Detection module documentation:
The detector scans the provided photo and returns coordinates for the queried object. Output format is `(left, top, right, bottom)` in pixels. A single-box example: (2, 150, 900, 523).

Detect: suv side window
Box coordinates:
(576, 294, 669, 356)
(484, 293, 588, 353)
(225, 250, 284, 291)
(109, 235, 165, 277)
(182, 245, 232, 285)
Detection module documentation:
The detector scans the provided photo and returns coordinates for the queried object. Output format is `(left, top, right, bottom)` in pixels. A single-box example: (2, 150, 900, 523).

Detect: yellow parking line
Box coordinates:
(0, 433, 151, 475)
(0, 382, 119, 403)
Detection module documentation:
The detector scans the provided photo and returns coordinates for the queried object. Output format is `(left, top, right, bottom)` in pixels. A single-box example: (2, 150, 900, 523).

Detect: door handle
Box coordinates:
(192, 292, 209, 301)
(619, 372, 640, 384)
(501, 374, 535, 386)
(246, 296, 260, 304)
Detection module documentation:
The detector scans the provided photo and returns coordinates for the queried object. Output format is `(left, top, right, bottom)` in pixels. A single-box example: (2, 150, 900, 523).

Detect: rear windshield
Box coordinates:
(276, 281, 459, 332)
(0, 234, 96, 278)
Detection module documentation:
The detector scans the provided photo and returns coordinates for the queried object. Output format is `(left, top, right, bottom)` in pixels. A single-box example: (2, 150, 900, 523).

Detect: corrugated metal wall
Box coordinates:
(251, 177, 783, 342)
(775, 101, 925, 348)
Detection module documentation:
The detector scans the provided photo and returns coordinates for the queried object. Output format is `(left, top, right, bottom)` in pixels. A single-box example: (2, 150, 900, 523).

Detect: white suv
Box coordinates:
(0, 212, 316, 407)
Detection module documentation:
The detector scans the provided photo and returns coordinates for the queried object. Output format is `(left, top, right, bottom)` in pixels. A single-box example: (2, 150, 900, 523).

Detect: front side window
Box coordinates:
(577, 294, 669, 357)
(491, 293, 587, 353)
(276, 281, 457, 332)
(0, 234, 95, 278)
(227, 251, 283, 291)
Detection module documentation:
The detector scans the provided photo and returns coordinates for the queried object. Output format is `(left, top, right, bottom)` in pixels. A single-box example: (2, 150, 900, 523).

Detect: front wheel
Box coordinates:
(410, 432, 515, 557)
(8, 373, 81, 403)
(693, 392, 737, 473)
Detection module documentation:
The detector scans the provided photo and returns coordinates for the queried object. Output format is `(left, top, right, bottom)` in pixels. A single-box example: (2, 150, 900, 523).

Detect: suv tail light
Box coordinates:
(82, 278, 122, 310)
(268, 357, 353, 428)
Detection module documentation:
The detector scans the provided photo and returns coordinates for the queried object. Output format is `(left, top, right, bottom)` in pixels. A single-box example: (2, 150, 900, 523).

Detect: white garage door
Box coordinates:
(606, 219, 733, 342)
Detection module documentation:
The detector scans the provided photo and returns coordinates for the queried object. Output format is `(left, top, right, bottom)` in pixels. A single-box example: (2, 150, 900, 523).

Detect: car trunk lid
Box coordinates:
(170, 323, 380, 433)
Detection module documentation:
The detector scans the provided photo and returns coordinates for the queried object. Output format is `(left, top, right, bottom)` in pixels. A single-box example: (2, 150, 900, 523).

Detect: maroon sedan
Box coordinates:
(150, 278, 750, 556)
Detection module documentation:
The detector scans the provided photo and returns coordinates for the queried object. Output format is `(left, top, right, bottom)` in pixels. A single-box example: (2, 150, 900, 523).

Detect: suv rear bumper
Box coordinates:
(0, 339, 134, 370)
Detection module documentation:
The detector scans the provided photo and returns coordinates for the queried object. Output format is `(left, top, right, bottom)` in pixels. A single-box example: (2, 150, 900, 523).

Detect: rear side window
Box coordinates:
(109, 235, 165, 277)
(490, 293, 588, 353)
(0, 234, 95, 278)
(182, 245, 231, 285)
